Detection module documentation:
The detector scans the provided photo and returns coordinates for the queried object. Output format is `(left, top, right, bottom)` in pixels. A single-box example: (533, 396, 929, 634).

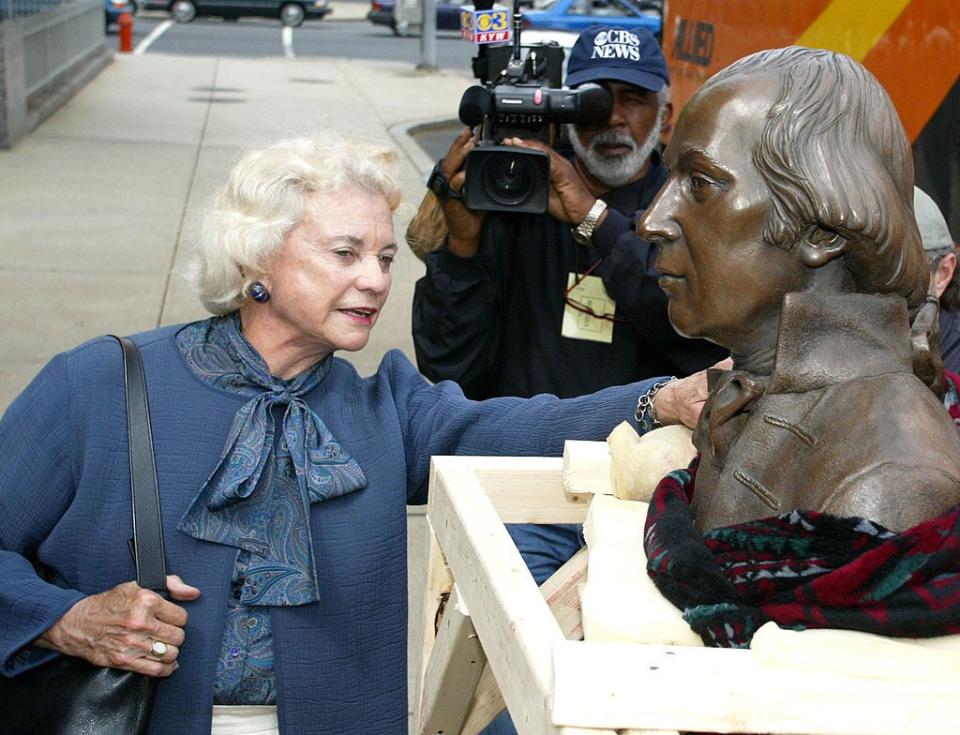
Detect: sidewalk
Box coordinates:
(0, 52, 470, 412)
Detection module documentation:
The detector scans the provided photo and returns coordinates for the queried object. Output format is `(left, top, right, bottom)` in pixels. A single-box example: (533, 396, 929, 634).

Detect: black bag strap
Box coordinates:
(112, 336, 168, 594)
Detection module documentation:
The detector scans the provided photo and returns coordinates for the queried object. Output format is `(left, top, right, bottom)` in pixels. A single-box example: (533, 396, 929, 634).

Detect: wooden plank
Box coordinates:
(540, 546, 587, 641)
(431, 455, 590, 524)
(429, 456, 565, 735)
(561, 440, 612, 499)
(461, 548, 590, 734)
(461, 665, 504, 735)
(414, 517, 454, 729)
(552, 640, 960, 734)
(418, 586, 487, 735)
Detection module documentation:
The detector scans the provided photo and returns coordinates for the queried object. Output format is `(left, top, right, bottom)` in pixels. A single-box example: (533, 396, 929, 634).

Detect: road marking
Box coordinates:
(282, 26, 295, 59)
(134, 18, 174, 56)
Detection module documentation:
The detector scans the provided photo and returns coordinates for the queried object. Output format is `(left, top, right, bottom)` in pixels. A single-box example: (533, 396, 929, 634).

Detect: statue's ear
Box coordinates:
(797, 226, 847, 268)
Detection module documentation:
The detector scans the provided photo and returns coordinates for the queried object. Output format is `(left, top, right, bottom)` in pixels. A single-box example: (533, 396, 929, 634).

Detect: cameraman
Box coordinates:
(414, 25, 724, 403)
(413, 28, 725, 728)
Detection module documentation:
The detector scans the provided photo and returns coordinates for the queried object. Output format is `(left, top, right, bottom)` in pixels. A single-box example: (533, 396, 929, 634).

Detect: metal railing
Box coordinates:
(1, 0, 71, 22)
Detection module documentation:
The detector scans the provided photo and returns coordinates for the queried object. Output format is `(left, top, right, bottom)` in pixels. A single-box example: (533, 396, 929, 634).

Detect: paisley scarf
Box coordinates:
(176, 313, 367, 606)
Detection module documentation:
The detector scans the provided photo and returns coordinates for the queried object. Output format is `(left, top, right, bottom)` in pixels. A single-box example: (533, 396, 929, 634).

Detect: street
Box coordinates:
(119, 11, 478, 70)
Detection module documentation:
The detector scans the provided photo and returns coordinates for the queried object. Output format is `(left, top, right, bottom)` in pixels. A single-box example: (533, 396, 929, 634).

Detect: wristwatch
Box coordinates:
(571, 199, 608, 245)
(426, 159, 462, 201)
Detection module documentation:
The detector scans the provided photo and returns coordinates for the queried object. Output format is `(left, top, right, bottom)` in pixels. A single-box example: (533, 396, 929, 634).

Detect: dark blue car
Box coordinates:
(140, 0, 332, 27)
(522, 0, 660, 35)
(104, 0, 137, 29)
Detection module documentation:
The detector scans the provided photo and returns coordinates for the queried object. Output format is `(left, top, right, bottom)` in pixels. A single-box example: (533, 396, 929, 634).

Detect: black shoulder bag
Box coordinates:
(0, 336, 166, 735)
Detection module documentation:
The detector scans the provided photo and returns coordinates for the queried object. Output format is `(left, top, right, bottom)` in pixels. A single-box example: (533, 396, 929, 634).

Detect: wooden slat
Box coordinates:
(461, 548, 590, 734)
(552, 640, 960, 734)
(460, 665, 504, 735)
(414, 517, 454, 729)
(418, 586, 487, 735)
(540, 546, 587, 641)
(429, 456, 565, 735)
(561, 440, 612, 499)
(430, 455, 590, 524)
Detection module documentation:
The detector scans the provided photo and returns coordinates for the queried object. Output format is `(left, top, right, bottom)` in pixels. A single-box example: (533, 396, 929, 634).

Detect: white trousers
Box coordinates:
(211, 705, 279, 735)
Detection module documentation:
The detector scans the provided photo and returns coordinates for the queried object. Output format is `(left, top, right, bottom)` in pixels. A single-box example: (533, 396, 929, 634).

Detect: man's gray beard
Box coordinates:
(567, 107, 664, 188)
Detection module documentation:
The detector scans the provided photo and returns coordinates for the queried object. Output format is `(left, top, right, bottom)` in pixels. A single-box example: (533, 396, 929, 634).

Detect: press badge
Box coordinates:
(561, 273, 615, 343)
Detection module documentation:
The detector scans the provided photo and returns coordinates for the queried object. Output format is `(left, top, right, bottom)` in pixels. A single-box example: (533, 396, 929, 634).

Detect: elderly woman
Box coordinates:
(0, 131, 693, 734)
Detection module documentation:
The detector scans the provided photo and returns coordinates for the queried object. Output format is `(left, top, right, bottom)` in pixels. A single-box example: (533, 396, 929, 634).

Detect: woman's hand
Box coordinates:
(36, 574, 201, 677)
(655, 357, 734, 429)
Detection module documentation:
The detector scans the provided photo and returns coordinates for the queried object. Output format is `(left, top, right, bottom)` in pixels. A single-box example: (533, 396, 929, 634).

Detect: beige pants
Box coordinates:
(211, 705, 279, 735)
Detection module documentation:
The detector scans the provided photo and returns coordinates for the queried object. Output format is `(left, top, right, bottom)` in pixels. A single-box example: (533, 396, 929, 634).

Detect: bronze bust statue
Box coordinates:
(638, 46, 960, 534)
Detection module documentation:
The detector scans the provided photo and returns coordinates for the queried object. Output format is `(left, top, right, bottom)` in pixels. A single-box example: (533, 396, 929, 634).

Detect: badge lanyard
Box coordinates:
(561, 257, 627, 344)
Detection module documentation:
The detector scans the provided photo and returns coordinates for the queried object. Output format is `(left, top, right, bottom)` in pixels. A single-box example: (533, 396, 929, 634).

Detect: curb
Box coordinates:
(389, 116, 460, 179)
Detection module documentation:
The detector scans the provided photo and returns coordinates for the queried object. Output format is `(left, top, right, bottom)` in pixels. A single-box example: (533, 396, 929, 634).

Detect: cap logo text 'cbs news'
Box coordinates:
(590, 30, 642, 61)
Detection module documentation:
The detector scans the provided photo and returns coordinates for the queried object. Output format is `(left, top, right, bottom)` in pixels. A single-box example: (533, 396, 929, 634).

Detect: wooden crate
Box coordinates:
(416, 455, 959, 735)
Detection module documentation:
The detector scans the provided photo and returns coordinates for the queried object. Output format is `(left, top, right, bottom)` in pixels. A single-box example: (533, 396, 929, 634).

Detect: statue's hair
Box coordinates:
(700, 46, 928, 311)
(184, 129, 401, 315)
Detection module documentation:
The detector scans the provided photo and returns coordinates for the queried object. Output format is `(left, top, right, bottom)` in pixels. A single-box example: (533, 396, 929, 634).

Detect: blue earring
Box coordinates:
(249, 281, 270, 303)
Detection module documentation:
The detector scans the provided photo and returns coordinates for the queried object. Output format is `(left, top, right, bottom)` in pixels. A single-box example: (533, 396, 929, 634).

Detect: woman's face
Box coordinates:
(260, 186, 397, 359)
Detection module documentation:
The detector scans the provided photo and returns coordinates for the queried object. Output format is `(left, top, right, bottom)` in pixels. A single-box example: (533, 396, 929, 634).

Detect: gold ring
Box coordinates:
(149, 640, 168, 658)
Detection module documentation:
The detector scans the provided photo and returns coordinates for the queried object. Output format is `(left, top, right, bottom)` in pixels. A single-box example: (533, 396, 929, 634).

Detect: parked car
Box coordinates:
(519, 27, 579, 49)
(104, 0, 136, 29)
(367, 0, 463, 36)
(521, 0, 660, 35)
(141, 0, 331, 27)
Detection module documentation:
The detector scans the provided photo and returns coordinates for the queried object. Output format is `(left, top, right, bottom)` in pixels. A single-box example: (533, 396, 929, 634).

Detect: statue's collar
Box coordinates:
(767, 292, 914, 394)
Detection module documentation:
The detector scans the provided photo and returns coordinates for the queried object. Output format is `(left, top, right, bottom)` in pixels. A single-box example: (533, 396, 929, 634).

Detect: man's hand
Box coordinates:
(654, 357, 734, 429)
(503, 136, 605, 229)
(439, 127, 485, 257)
(36, 574, 201, 678)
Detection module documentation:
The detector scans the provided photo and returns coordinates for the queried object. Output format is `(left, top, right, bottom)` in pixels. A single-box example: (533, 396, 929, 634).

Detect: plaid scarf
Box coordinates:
(643, 374, 960, 648)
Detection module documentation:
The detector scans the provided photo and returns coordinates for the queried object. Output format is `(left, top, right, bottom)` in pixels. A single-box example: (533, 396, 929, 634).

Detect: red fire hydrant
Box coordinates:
(118, 12, 134, 53)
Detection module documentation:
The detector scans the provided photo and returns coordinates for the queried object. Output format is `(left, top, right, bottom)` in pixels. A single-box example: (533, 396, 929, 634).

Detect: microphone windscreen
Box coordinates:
(459, 86, 492, 128)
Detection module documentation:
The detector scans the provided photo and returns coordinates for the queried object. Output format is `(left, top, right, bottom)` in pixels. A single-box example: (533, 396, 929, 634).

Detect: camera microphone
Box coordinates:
(459, 86, 492, 128)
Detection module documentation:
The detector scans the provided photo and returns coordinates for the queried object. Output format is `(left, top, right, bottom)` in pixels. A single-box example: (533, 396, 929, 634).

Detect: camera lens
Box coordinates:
(482, 153, 536, 207)
(462, 146, 549, 214)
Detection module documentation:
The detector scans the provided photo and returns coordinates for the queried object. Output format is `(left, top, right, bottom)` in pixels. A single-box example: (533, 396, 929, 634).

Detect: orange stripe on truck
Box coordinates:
(664, 0, 959, 143)
(860, 0, 960, 141)
(794, 0, 912, 61)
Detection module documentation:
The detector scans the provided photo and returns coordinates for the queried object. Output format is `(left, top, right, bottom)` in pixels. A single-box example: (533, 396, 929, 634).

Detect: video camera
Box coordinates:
(456, 0, 612, 214)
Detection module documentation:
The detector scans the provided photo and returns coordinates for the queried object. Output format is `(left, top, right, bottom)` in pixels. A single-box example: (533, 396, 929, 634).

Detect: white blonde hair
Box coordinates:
(185, 130, 401, 315)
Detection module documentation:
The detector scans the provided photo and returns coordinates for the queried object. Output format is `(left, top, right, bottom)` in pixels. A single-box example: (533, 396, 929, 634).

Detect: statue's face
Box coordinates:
(637, 75, 810, 355)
